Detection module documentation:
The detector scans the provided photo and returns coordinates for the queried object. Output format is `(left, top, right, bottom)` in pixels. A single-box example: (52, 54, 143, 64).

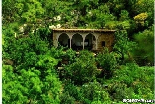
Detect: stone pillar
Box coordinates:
(81, 33, 87, 50)
(56, 33, 61, 47)
(53, 32, 58, 47)
(68, 32, 73, 49)
(82, 38, 85, 49)
(93, 33, 100, 50)
(70, 39, 71, 48)
(96, 39, 98, 50)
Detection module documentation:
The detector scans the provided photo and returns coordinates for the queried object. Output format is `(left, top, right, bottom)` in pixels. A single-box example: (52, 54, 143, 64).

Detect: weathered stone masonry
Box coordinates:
(52, 29, 116, 51)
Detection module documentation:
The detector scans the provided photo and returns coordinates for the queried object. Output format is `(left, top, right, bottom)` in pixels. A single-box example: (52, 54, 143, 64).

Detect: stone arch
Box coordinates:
(84, 33, 96, 50)
(85, 33, 96, 45)
(72, 33, 83, 50)
(58, 33, 70, 47)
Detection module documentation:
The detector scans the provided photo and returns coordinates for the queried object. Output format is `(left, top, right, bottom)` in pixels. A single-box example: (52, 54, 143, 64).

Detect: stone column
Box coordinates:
(81, 33, 87, 50)
(93, 33, 100, 50)
(70, 39, 72, 48)
(96, 39, 98, 50)
(56, 33, 61, 48)
(68, 32, 73, 49)
(82, 38, 85, 49)
(53, 33, 58, 47)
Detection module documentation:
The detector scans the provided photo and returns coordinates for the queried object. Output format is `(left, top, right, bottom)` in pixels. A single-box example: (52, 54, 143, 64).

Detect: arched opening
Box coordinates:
(85, 33, 96, 50)
(72, 33, 83, 50)
(58, 33, 70, 48)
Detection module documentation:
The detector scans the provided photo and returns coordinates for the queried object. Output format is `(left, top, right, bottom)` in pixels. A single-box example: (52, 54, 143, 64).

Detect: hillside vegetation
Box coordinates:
(2, 0, 154, 103)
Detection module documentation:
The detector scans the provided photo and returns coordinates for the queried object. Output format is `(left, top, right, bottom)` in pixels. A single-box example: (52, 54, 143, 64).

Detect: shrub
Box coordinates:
(64, 50, 97, 85)
(63, 49, 76, 64)
(3, 65, 62, 104)
(81, 81, 111, 104)
(60, 91, 75, 104)
(96, 48, 117, 78)
(63, 81, 82, 100)
(108, 63, 154, 101)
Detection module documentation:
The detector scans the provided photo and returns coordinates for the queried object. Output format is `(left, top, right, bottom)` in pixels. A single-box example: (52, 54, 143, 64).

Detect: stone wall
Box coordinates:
(97, 32, 114, 51)
(52, 29, 115, 51)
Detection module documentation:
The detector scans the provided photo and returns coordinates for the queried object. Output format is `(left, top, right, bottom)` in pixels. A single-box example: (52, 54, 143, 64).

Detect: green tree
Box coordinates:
(109, 63, 154, 100)
(3, 33, 49, 67)
(133, 26, 154, 65)
(96, 48, 117, 78)
(3, 65, 62, 104)
(2, 65, 28, 104)
(81, 81, 111, 104)
(64, 50, 97, 85)
(3, 0, 44, 26)
(60, 81, 82, 104)
(113, 30, 136, 64)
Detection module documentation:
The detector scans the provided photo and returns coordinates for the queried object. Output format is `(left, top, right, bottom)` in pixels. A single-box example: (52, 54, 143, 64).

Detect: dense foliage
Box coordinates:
(2, 0, 154, 103)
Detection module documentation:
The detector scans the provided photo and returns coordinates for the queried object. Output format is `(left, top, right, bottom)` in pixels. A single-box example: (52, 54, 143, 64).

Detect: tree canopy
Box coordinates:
(2, 0, 154, 103)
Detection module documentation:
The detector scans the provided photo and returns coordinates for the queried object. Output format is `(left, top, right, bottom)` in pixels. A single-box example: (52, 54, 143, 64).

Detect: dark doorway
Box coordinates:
(102, 41, 105, 47)
(72, 33, 83, 50)
(85, 34, 96, 50)
(58, 33, 69, 48)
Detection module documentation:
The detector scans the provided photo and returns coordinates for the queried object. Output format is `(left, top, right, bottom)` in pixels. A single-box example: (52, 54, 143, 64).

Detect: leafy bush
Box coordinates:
(60, 81, 83, 103)
(63, 49, 76, 64)
(108, 63, 154, 101)
(64, 80, 83, 100)
(2, 65, 28, 104)
(81, 81, 111, 104)
(3, 65, 62, 104)
(113, 30, 136, 64)
(3, 33, 49, 67)
(133, 26, 154, 65)
(49, 47, 64, 59)
(64, 50, 97, 85)
(60, 91, 75, 104)
(96, 48, 117, 78)
(34, 27, 52, 46)
(108, 82, 138, 102)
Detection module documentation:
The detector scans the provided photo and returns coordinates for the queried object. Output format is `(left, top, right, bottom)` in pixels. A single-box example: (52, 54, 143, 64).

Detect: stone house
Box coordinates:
(52, 29, 116, 51)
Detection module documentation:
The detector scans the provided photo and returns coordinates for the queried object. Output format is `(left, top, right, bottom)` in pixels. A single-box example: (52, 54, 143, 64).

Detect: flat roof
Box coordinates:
(52, 29, 116, 32)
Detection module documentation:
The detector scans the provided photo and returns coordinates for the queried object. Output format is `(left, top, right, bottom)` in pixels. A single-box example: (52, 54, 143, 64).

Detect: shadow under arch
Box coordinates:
(58, 33, 70, 48)
(85, 33, 96, 50)
(72, 33, 83, 50)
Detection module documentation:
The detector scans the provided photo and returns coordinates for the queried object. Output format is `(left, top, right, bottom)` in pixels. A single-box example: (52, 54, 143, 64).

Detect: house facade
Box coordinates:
(52, 29, 116, 51)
